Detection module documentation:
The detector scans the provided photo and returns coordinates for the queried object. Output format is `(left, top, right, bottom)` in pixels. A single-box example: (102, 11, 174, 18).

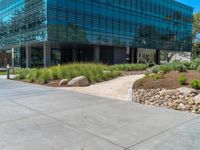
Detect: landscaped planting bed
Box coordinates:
(15, 63, 148, 86)
(133, 59, 200, 114)
(133, 70, 200, 89)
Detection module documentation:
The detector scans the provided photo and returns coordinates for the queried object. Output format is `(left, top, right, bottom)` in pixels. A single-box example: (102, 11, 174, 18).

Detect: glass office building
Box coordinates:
(0, 0, 193, 67)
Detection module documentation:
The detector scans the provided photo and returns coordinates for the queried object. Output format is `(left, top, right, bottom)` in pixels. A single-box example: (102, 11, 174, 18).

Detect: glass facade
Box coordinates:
(0, 0, 47, 49)
(47, 0, 193, 51)
(0, 0, 193, 54)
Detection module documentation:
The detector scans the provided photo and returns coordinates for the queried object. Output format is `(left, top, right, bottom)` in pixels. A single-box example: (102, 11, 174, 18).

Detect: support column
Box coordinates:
(1, 51, 5, 67)
(11, 48, 14, 74)
(4, 51, 7, 67)
(44, 42, 51, 67)
(94, 45, 100, 63)
(155, 49, 161, 65)
(131, 48, 138, 63)
(72, 47, 77, 62)
(126, 47, 130, 63)
(26, 45, 31, 68)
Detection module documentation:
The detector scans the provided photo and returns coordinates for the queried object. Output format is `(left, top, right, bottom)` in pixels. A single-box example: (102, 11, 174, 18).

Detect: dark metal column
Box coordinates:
(155, 49, 161, 65)
(131, 48, 138, 63)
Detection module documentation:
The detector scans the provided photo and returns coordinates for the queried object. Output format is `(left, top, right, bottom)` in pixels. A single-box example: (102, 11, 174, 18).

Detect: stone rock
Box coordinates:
(178, 103, 186, 110)
(174, 99, 182, 104)
(171, 95, 176, 99)
(59, 79, 69, 86)
(168, 102, 176, 108)
(191, 110, 196, 114)
(179, 95, 185, 99)
(194, 94, 200, 104)
(185, 105, 191, 110)
(150, 102, 155, 105)
(190, 93, 196, 97)
(159, 90, 176, 96)
(67, 76, 90, 87)
(155, 95, 160, 99)
(193, 105, 198, 111)
(178, 87, 198, 95)
(165, 95, 171, 99)
(145, 101, 150, 105)
(188, 98, 195, 105)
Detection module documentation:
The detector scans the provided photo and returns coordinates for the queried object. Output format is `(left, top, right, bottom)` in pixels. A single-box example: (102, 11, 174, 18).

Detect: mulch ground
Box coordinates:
(133, 70, 200, 89)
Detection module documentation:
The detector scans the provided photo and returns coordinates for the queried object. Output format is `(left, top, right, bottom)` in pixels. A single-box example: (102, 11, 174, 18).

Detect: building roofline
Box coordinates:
(173, 0, 193, 10)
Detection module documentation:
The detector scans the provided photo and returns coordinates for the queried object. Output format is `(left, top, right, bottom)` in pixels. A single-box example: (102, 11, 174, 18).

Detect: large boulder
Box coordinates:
(178, 87, 198, 95)
(59, 79, 69, 86)
(194, 94, 200, 104)
(67, 76, 90, 87)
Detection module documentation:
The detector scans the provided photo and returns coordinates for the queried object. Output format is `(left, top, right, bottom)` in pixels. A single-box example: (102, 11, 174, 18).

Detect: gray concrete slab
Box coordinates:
(0, 78, 200, 150)
(0, 101, 38, 124)
(50, 101, 197, 148)
(130, 117, 200, 150)
(0, 115, 122, 150)
(13, 92, 113, 114)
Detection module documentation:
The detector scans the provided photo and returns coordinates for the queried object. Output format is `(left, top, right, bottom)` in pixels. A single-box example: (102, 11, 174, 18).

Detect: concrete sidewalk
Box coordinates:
(0, 79, 199, 150)
(61, 75, 144, 101)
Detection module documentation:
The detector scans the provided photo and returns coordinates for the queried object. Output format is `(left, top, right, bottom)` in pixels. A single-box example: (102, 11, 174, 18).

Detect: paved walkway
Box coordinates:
(0, 79, 200, 150)
(61, 75, 144, 101)
(0, 75, 16, 79)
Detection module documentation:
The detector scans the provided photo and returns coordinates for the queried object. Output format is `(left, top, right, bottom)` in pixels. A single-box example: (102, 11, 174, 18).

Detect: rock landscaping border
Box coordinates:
(133, 87, 200, 114)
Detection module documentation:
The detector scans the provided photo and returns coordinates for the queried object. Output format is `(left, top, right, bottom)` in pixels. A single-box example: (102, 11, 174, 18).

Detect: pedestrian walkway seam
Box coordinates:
(8, 99, 126, 149)
(126, 115, 200, 149)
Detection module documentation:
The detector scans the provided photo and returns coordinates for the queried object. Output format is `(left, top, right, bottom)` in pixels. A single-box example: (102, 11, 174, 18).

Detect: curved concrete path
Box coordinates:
(0, 79, 200, 150)
(61, 75, 144, 101)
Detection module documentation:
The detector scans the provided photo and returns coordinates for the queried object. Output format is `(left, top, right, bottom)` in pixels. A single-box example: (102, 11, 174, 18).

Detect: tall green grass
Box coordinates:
(109, 63, 148, 71)
(15, 63, 148, 84)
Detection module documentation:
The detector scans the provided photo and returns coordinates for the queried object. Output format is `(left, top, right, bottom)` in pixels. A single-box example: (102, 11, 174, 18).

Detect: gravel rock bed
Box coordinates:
(133, 88, 200, 114)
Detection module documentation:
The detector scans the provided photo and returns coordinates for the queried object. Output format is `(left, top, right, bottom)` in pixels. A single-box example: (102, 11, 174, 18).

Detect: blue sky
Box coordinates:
(176, 0, 200, 13)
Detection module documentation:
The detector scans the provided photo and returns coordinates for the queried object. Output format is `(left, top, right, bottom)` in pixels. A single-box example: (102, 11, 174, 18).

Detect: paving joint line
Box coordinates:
(9, 99, 125, 149)
(0, 114, 41, 126)
(125, 115, 200, 149)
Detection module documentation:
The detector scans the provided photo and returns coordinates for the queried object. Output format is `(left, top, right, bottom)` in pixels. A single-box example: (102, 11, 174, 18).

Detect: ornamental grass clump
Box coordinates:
(109, 64, 148, 71)
(15, 63, 124, 84)
(151, 65, 161, 74)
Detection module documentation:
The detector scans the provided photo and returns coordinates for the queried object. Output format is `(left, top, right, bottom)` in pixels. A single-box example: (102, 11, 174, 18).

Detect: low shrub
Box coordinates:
(149, 72, 164, 80)
(197, 66, 200, 72)
(175, 64, 187, 72)
(182, 61, 191, 70)
(160, 65, 172, 74)
(189, 58, 200, 70)
(178, 74, 187, 85)
(190, 79, 200, 89)
(152, 65, 161, 74)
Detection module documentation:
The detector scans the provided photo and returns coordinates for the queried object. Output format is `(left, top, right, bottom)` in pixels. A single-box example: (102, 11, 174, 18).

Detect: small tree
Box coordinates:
(192, 12, 200, 58)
